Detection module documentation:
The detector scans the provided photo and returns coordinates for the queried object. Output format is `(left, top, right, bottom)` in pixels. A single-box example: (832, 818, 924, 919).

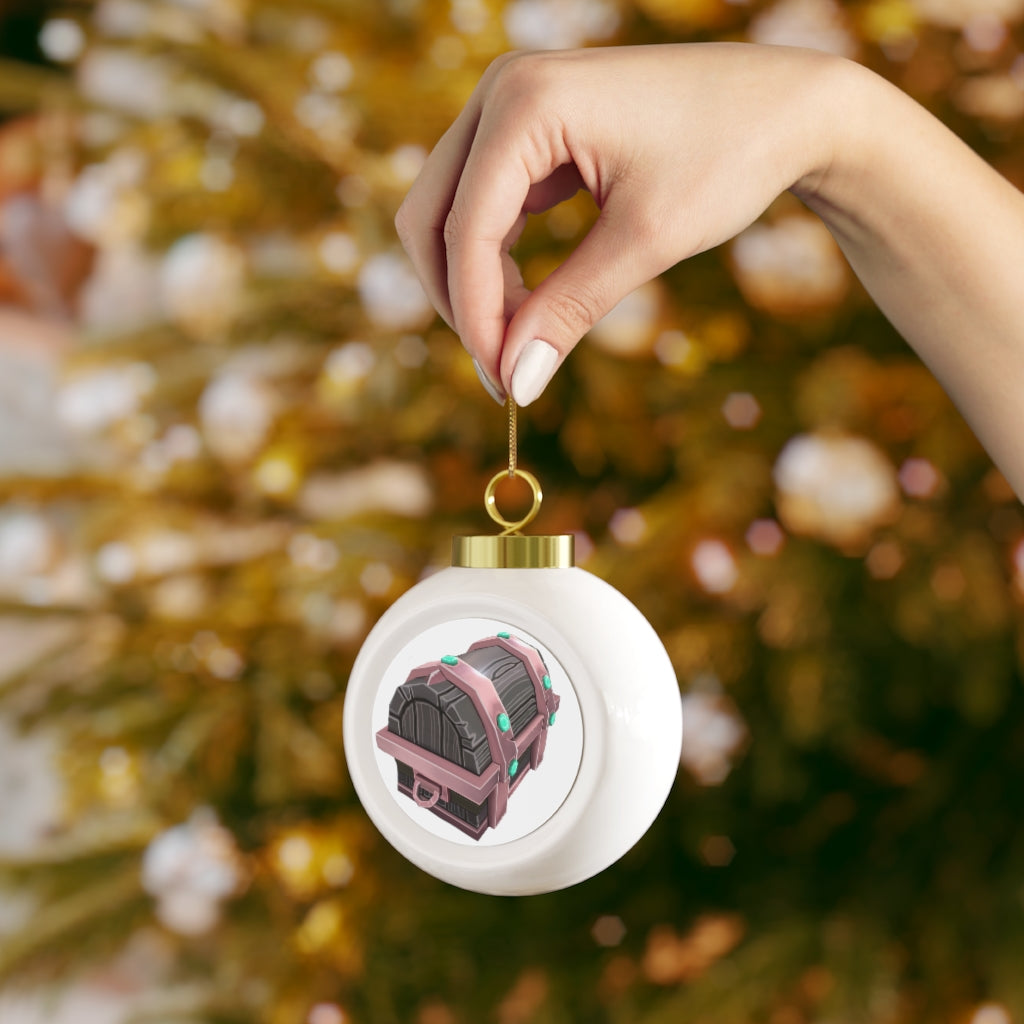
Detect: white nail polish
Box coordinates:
(511, 339, 559, 407)
(472, 358, 506, 405)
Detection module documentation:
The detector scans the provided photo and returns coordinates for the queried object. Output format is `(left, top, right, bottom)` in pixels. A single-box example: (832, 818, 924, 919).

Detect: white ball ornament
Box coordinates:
(344, 448, 683, 896)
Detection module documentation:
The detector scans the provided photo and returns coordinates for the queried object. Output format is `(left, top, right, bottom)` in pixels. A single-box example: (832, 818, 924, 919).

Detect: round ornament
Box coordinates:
(344, 404, 683, 895)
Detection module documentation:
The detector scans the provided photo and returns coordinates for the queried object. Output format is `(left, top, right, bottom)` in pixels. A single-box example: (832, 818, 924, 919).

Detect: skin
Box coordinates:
(395, 43, 1024, 499)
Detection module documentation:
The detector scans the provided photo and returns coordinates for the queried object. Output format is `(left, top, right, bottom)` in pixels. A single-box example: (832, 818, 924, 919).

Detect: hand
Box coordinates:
(395, 43, 844, 405)
(397, 42, 1024, 500)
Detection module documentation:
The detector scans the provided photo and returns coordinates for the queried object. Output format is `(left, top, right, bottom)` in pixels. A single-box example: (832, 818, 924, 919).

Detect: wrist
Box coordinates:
(789, 54, 878, 213)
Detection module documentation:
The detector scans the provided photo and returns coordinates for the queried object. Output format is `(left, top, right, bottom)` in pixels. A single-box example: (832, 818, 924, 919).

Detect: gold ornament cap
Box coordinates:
(452, 532, 575, 569)
(452, 466, 574, 569)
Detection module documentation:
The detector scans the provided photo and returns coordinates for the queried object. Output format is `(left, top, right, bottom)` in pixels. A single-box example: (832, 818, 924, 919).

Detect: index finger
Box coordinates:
(394, 55, 520, 331)
(445, 95, 567, 382)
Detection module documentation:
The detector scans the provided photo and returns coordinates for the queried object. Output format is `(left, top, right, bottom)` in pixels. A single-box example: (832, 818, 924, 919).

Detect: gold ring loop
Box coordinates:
(484, 468, 542, 535)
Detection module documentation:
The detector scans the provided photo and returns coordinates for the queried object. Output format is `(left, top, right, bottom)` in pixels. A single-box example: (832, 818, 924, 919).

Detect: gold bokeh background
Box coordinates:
(1, 1, 1023, 1022)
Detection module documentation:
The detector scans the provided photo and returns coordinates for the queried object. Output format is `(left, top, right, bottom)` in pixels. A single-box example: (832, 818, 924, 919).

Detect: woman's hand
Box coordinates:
(396, 43, 844, 405)
(396, 42, 1024, 499)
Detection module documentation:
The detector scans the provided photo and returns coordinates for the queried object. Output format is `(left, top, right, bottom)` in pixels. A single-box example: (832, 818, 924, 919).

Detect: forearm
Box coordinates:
(795, 59, 1024, 497)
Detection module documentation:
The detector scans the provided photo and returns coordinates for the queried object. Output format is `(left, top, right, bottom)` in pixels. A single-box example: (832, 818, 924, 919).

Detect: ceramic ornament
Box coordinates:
(343, 401, 683, 895)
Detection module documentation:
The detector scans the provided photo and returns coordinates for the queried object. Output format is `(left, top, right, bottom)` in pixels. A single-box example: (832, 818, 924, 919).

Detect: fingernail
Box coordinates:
(472, 358, 506, 405)
(511, 339, 559, 407)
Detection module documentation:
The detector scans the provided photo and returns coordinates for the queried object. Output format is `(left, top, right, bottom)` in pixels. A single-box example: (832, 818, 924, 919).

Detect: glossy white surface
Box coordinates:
(344, 566, 683, 895)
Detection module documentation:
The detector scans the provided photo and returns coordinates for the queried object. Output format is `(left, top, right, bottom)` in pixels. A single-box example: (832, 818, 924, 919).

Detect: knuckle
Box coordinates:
(486, 52, 555, 117)
(486, 50, 538, 89)
(442, 204, 468, 250)
(483, 50, 523, 81)
(546, 286, 604, 337)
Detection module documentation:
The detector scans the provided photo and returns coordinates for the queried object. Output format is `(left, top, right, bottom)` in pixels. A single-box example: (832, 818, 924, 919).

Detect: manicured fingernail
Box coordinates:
(472, 358, 506, 405)
(510, 339, 559, 407)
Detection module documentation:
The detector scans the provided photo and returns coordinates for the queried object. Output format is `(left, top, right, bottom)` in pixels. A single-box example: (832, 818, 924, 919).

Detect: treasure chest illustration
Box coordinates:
(376, 632, 561, 839)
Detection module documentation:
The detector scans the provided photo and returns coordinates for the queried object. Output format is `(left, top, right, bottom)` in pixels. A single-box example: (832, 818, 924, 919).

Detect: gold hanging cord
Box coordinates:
(508, 395, 517, 477)
(483, 397, 542, 535)
(452, 396, 572, 567)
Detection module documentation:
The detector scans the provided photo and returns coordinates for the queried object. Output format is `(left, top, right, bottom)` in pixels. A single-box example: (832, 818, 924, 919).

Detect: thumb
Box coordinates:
(500, 208, 654, 406)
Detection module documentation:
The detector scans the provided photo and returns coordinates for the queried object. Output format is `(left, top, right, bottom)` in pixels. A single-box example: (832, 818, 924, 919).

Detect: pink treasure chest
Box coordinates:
(375, 632, 561, 840)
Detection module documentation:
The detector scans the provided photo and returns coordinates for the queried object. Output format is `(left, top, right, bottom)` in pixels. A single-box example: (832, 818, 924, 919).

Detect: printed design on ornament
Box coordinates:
(375, 632, 561, 840)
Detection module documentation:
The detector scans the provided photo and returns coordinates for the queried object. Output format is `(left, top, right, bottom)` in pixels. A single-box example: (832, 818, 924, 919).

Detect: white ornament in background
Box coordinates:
(64, 148, 149, 247)
(954, 72, 1024, 121)
(297, 460, 433, 521)
(503, 0, 619, 49)
(731, 214, 848, 313)
(588, 281, 662, 358)
(97, 521, 290, 585)
(0, 512, 59, 579)
(164, 0, 248, 39)
(307, 1005, 346, 1024)
(93, 0, 151, 39)
(139, 423, 203, 478)
(211, 96, 265, 137)
(389, 144, 427, 184)
(608, 507, 647, 547)
(215, 337, 312, 379)
(0, 928, 183, 1024)
(970, 1006, 1013, 1024)
(77, 37, 259, 132)
(294, 92, 358, 148)
(0, 322, 89, 477)
(198, 372, 278, 463)
(773, 432, 901, 546)
(134, 530, 200, 577)
(678, 690, 748, 786)
(451, 0, 490, 34)
(79, 243, 162, 334)
(0, 716, 64, 857)
(39, 18, 86, 63)
(289, 533, 340, 573)
(95, 0, 206, 43)
(749, 0, 858, 57)
(318, 231, 360, 275)
(910, 0, 1024, 28)
(359, 562, 394, 597)
(57, 363, 156, 434)
(77, 48, 176, 118)
(160, 233, 246, 337)
(328, 599, 368, 644)
(323, 340, 375, 387)
(691, 539, 740, 595)
(96, 541, 137, 584)
(357, 252, 434, 331)
(151, 575, 210, 621)
(962, 12, 1008, 50)
(0, 986, 133, 1024)
(141, 808, 242, 936)
(309, 51, 354, 92)
(0, 510, 97, 605)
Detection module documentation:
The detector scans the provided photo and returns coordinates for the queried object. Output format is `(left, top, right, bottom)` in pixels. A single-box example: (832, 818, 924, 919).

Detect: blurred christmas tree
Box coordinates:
(1, 0, 1023, 1022)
